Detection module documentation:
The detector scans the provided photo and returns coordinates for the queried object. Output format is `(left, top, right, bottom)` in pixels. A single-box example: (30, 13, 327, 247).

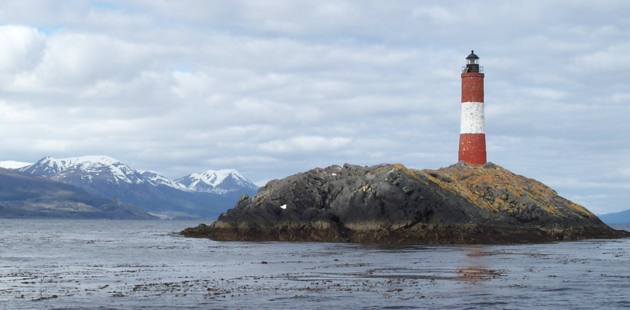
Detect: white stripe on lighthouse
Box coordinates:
(460, 102, 485, 134)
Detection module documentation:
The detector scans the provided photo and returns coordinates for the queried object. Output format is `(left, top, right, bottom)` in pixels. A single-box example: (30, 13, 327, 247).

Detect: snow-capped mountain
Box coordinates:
(0, 167, 154, 220)
(176, 169, 258, 194)
(0, 160, 32, 169)
(16, 156, 259, 219)
(19, 156, 187, 190)
(138, 170, 188, 189)
(20, 156, 146, 183)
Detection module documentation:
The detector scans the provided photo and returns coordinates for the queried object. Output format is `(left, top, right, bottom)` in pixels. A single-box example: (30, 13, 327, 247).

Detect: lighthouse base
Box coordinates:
(458, 133, 486, 165)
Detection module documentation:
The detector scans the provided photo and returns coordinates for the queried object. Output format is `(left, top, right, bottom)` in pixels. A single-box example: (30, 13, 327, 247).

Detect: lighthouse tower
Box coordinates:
(458, 50, 486, 165)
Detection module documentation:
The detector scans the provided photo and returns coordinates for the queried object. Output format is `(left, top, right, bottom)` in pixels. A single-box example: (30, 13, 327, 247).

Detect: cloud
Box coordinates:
(0, 25, 46, 74)
(6, 32, 158, 93)
(259, 136, 352, 154)
(412, 6, 459, 24)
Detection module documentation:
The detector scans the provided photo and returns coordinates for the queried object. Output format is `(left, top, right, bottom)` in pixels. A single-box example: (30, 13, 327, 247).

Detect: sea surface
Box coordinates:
(0, 220, 628, 310)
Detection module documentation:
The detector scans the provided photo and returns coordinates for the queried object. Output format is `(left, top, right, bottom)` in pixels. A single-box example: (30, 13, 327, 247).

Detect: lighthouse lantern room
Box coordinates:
(464, 51, 480, 72)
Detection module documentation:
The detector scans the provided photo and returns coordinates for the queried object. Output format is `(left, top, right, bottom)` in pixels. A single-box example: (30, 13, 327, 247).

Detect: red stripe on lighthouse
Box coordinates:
(461, 72, 484, 103)
(458, 133, 486, 164)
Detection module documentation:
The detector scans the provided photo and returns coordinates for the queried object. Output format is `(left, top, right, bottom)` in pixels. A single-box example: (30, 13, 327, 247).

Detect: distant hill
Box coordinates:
(17, 156, 259, 219)
(599, 209, 630, 224)
(0, 168, 154, 219)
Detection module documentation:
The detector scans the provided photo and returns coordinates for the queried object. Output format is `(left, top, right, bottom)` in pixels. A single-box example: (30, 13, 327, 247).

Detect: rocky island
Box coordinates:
(182, 162, 629, 244)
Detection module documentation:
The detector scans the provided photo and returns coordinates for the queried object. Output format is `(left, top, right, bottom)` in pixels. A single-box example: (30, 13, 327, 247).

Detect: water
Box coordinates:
(0, 220, 628, 310)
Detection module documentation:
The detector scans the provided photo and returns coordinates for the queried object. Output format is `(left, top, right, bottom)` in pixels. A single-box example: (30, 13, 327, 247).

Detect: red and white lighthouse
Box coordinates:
(458, 50, 486, 165)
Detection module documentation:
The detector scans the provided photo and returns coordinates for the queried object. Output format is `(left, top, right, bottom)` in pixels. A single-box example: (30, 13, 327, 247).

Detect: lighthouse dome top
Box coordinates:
(466, 50, 479, 60)
(465, 50, 480, 67)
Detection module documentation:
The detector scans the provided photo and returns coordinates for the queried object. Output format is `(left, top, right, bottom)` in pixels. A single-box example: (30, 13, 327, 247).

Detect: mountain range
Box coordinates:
(0, 167, 153, 219)
(1, 156, 259, 219)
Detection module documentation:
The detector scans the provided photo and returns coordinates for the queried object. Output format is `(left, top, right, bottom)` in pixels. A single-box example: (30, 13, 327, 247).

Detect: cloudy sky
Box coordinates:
(0, 1, 628, 214)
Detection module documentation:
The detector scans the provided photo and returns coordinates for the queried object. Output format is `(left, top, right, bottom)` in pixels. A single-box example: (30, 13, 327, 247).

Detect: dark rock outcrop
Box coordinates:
(182, 162, 629, 244)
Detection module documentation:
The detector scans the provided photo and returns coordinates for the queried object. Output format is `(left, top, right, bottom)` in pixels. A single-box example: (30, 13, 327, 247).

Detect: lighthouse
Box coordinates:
(458, 50, 486, 165)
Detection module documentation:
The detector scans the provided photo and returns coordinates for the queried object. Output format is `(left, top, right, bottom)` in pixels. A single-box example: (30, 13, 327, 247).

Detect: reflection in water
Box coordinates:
(457, 246, 499, 283)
